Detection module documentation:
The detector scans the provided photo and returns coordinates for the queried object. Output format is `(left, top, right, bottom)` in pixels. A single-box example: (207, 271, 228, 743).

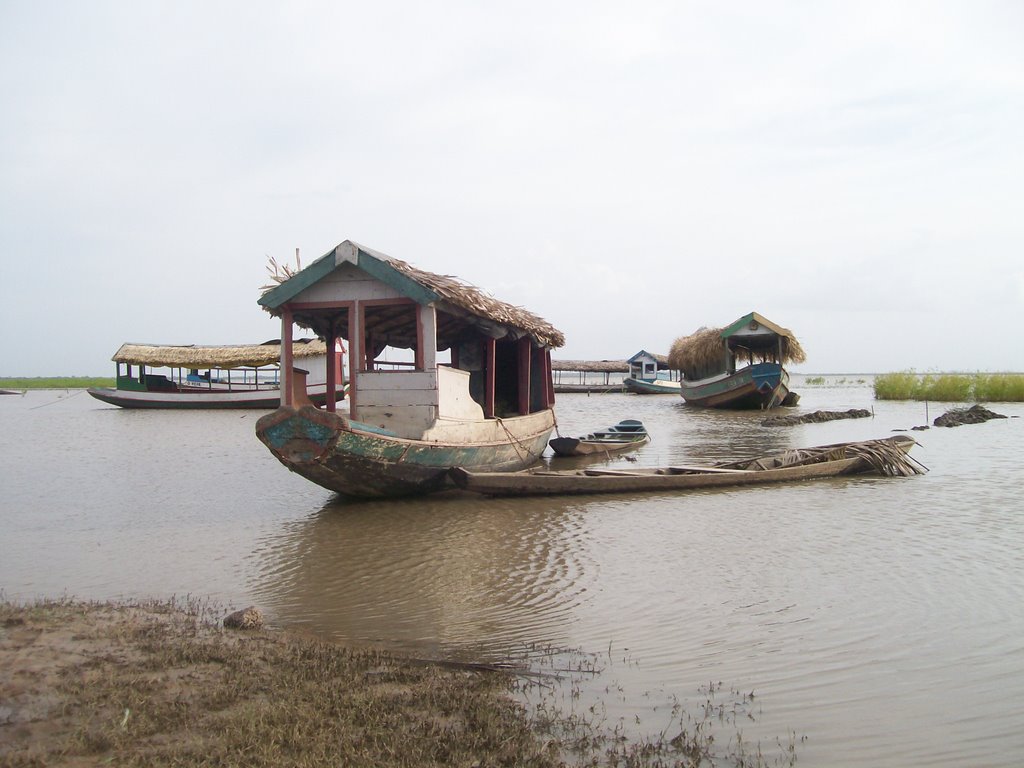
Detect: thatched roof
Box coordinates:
(552, 359, 629, 373)
(259, 241, 564, 349)
(668, 328, 724, 372)
(387, 255, 564, 348)
(668, 313, 806, 372)
(112, 339, 327, 368)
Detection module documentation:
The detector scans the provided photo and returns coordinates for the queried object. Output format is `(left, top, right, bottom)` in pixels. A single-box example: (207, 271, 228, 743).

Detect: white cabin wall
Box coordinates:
(294, 263, 407, 304)
(355, 370, 439, 438)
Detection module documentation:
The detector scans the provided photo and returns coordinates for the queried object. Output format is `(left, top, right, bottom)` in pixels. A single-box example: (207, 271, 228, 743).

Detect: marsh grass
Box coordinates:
(0, 376, 114, 389)
(874, 371, 1024, 402)
(1, 598, 800, 767)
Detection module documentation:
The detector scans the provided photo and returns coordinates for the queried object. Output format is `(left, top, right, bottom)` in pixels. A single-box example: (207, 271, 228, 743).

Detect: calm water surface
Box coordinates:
(2, 379, 1022, 766)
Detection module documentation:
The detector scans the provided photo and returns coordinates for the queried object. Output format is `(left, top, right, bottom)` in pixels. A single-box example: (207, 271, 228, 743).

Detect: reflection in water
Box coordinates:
(250, 492, 600, 659)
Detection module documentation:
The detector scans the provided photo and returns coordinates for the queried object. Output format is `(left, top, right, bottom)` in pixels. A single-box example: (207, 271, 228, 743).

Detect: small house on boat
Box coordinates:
(623, 350, 681, 394)
(87, 339, 343, 409)
(668, 312, 805, 409)
(255, 240, 564, 498)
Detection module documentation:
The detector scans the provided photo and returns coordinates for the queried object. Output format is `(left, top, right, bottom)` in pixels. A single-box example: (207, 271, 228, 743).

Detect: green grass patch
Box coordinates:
(0, 376, 114, 389)
(874, 371, 1024, 402)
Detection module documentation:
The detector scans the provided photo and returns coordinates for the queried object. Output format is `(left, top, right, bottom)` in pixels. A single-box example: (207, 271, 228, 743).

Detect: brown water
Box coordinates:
(2, 380, 1022, 766)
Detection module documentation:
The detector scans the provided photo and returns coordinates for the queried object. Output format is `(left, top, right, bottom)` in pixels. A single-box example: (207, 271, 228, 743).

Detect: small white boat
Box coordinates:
(549, 419, 649, 457)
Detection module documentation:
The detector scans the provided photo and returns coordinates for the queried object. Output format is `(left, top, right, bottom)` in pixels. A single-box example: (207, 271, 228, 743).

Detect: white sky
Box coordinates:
(2, 0, 1022, 375)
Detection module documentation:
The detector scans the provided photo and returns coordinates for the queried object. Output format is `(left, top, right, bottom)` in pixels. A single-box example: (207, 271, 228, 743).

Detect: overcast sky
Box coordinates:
(3, 1, 1022, 375)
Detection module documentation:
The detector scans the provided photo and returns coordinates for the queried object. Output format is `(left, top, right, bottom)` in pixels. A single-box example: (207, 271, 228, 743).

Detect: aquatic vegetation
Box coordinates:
(874, 372, 1024, 402)
(0, 376, 114, 389)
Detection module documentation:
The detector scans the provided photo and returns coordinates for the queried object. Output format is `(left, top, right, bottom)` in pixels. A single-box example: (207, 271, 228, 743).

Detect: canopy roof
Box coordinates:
(112, 339, 326, 368)
(259, 241, 564, 349)
(668, 312, 806, 372)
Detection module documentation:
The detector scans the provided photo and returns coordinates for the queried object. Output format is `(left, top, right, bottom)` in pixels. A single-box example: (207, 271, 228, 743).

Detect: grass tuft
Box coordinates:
(874, 371, 1024, 402)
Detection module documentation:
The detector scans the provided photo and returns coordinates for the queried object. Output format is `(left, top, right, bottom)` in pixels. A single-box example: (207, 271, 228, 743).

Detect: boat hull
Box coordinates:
(549, 434, 649, 457)
(623, 377, 681, 395)
(452, 436, 920, 497)
(679, 363, 791, 409)
(256, 405, 555, 498)
(87, 383, 345, 410)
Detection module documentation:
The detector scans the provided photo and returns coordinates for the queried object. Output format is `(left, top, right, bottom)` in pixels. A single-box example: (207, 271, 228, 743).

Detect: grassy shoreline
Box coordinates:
(0, 377, 113, 389)
(1, 598, 799, 767)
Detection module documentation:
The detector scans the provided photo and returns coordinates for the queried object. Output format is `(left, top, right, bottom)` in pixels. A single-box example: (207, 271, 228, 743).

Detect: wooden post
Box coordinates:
(349, 302, 361, 420)
(484, 338, 496, 418)
(518, 337, 531, 415)
(325, 323, 337, 413)
(545, 349, 555, 406)
(281, 308, 294, 406)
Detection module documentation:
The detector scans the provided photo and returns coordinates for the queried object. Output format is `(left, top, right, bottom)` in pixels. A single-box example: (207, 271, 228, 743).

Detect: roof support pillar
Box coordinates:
(417, 304, 437, 371)
(484, 338, 495, 418)
(518, 337, 531, 415)
(350, 301, 361, 420)
(281, 308, 294, 407)
(325, 320, 338, 413)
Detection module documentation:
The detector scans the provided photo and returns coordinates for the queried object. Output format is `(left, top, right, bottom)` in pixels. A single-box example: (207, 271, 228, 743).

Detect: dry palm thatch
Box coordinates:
(112, 339, 327, 369)
(260, 252, 302, 292)
(668, 327, 724, 373)
(386, 256, 564, 348)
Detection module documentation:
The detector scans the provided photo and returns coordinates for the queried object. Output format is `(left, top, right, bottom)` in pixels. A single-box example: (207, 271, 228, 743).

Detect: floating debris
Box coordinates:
(933, 404, 1008, 428)
(761, 408, 871, 427)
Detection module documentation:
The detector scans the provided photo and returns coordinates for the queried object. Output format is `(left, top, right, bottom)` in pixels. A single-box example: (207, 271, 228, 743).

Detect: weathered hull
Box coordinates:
(623, 377, 681, 395)
(452, 436, 920, 497)
(679, 363, 791, 409)
(87, 383, 345, 410)
(256, 405, 555, 498)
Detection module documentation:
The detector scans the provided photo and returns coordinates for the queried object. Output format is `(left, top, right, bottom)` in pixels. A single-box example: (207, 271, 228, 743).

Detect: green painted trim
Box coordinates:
(258, 246, 339, 309)
(258, 240, 441, 310)
(720, 312, 790, 340)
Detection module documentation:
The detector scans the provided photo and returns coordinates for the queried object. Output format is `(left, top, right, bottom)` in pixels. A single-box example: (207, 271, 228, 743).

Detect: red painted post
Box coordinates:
(281, 307, 294, 407)
(518, 337, 531, 415)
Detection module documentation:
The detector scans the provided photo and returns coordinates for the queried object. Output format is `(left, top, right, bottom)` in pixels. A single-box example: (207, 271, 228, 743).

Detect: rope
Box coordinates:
(495, 417, 535, 464)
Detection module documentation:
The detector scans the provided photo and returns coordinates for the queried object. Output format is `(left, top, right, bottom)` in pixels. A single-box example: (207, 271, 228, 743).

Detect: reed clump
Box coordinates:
(1, 598, 801, 767)
(874, 372, 1024, 402)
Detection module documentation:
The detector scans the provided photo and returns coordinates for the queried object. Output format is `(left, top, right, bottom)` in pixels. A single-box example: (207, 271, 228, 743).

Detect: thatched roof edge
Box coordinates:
(112, 339, 326, 368)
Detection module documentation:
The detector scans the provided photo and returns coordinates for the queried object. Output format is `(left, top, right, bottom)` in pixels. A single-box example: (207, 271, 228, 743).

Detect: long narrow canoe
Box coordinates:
(450, 436, 924, 497)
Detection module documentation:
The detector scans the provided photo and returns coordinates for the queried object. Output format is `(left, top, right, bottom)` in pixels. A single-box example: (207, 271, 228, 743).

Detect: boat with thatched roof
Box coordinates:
(667, 312, 805, 409)
(87, 339, 344, 409)
(622, 350, 681, 394)
(255, 240, 564, 498)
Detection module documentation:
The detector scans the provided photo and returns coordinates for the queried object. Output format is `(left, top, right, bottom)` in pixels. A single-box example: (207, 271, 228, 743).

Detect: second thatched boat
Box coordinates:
(668, 312, 805, 409)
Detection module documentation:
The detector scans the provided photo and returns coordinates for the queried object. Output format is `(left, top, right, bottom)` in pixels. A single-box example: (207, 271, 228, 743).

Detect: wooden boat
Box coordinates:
(450, 436, 924, 496)
(668, 312, 805, 409)
(87, 340, 345, 409)
(622, 350, 681, 394)
(255, 240, 564, 498)
(549, 419, 649, 457)
(623, 376, 681, 395)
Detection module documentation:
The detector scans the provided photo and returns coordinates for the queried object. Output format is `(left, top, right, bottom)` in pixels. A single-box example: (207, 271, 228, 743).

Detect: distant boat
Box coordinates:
(255, 240, 564, 498)
(622, 350, 681, 394)
(87, 340, 345, 409)
(450, 436, 924, 497)
(668, 312, 805, 409)
(549, 419, 649, 457)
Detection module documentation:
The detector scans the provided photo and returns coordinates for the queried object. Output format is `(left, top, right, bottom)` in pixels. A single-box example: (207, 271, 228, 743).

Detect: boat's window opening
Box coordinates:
(362, 304, 419, 371)
(493, 339, 528, 417)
